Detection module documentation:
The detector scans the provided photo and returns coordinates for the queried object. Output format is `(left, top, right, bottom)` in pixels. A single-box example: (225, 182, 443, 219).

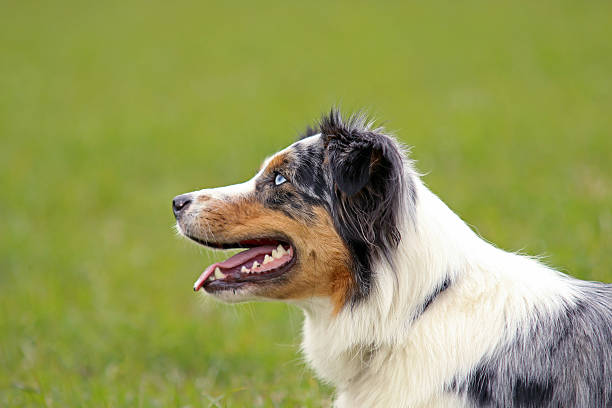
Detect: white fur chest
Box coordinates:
(300, 311, 468, 408)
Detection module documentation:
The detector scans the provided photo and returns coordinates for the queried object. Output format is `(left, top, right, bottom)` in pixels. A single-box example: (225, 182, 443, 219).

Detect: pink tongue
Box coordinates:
(193, 245, 277, 291)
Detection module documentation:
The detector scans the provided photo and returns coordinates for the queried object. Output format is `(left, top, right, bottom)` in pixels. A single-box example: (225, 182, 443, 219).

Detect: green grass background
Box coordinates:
(1, 1, 611, 406)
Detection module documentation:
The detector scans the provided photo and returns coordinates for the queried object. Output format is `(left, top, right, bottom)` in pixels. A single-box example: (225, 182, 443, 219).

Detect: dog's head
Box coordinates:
(173, 110, 410, 312)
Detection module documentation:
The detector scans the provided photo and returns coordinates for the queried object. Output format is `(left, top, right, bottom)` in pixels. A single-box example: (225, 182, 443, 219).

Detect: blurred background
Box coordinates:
(1, 1, 611, 406)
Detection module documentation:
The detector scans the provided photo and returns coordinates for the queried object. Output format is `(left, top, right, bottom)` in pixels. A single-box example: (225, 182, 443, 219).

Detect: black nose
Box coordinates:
(172, 194, 192, 218)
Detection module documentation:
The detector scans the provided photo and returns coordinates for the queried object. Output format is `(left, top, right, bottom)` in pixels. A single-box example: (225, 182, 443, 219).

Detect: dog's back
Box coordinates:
(455, 281, 612, 407)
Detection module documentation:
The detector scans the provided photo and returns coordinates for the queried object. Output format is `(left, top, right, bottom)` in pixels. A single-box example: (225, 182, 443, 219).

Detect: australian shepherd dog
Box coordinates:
(172, 110, 611, 407)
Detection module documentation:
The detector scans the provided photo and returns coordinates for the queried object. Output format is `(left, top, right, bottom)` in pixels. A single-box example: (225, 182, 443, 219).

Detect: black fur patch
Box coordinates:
(456, 282, 612, 407)
(329, 143, 373, 196)
(467, 366, 494, 406)
(413, 277, 451, 320)
(318, 109, 411, 302)
(512, 378, 553, 407)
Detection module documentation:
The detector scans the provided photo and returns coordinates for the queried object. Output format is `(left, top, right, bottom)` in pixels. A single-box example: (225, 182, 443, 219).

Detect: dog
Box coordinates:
(172, 109, 611, 407)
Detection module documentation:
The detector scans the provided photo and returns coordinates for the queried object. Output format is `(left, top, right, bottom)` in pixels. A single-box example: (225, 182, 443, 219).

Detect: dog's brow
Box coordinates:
(263, 152, 288, 173)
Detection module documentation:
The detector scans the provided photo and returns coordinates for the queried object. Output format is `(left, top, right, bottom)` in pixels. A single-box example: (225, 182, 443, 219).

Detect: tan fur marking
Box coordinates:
(264, 153, 288, 174)
(194, 198, 353, 313)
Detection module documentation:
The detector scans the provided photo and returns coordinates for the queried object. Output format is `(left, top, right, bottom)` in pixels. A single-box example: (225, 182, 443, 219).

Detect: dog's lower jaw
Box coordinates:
(203, 287, 260, 303)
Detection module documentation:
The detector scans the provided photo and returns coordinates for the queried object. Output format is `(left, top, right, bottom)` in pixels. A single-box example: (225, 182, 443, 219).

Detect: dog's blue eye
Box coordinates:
(274, 173, 287, 186)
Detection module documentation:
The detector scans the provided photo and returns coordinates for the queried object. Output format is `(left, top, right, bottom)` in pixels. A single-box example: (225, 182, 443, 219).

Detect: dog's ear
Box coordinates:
(320, 109, 409, 301)
(328, 138, 373, 196)
(322, 110, 402, 197)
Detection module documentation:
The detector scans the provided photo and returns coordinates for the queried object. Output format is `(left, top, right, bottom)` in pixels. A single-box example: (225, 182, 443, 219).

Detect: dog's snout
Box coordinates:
(172, 194, 193, 218)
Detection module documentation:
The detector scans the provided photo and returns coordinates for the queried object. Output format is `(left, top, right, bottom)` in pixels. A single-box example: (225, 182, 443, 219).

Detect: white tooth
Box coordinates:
(263, 254, 273, 265)
(272, 249, 279, 259)
(276, 245, 286, 256)
(241, 266, 250, 273)
(252, 261, 260, 269)
(214, 267, 225, 279)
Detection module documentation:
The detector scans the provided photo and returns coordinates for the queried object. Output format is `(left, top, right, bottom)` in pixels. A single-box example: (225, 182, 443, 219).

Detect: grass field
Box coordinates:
(1, 1, 611, 406)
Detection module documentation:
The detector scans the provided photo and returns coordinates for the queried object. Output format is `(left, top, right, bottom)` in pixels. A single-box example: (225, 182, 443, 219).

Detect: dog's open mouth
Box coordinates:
(192, 238, 295, 292)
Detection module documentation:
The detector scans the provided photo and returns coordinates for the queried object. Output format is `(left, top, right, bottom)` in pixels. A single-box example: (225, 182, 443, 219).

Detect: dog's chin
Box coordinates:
(204, 285, 262, 303)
